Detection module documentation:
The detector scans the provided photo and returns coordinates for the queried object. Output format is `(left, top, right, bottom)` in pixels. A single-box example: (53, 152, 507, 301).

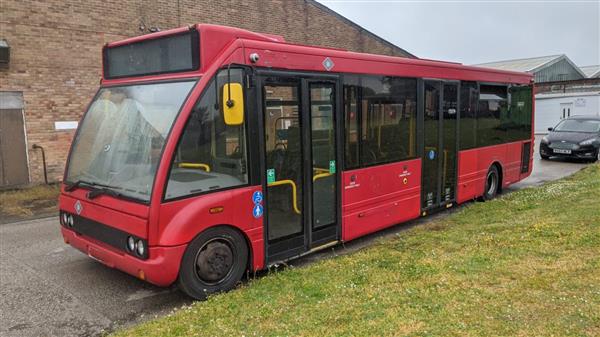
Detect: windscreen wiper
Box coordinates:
(65, 179, 94, 192)
(86, 186, 124, 200)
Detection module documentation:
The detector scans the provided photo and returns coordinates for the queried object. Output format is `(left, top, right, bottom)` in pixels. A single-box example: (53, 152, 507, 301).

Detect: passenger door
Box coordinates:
(258, 72, 340, 263)
(421, 80, 458, 210)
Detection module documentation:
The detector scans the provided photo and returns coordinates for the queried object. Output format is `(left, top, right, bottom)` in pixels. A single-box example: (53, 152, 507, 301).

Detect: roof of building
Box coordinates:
(473, 54, 586, 78)
(579, 65, 600, 78)
(308, 0, 416, 58)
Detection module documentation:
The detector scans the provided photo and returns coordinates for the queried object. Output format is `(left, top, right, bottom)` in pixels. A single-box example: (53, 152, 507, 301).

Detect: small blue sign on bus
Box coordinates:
(428, 149, 436, 160)
(253, 204, 264, 218)
(252, 191, 263, 204)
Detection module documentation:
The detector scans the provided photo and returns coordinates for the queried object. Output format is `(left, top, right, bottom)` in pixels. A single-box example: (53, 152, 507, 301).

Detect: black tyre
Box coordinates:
(178, 227, 248, 300)
(540, 154, 550, 160)
(592, 148, 600, 163)
(482, 165, 500, 201)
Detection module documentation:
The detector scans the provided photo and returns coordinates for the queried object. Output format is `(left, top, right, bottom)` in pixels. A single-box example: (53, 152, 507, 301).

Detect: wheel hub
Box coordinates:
(195, 240, 234, 284)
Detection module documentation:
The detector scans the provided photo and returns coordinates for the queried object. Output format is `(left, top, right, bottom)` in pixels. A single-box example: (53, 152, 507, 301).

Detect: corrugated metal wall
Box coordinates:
(535, 58, 585, 83)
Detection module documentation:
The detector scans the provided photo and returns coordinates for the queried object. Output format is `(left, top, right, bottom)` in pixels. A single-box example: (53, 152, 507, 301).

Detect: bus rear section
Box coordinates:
(59, 24, 534, 300)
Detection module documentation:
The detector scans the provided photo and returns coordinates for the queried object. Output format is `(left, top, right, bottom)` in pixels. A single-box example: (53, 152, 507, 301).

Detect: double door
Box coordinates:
(421, 80, 459, 210)
(258, 72, 340, 263)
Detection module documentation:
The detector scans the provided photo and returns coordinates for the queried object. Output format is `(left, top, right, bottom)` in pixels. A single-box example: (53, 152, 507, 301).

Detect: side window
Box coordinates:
(477, 84, 508, 147)
(507, 85, 533, 141)
(359, 76, 417, 166)
(343, 83, 359, 169)
(459, 81, 478, 149)
(165, 69, 248, 200)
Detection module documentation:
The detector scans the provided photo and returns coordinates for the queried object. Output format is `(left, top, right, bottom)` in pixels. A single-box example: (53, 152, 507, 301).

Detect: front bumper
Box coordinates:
(61, 226, 186, 287)
(540, 142, 598, 159)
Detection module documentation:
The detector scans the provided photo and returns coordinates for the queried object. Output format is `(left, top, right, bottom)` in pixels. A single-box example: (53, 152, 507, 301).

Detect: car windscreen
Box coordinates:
(65, 80, 196, 202)
(554, 119, 600, 133)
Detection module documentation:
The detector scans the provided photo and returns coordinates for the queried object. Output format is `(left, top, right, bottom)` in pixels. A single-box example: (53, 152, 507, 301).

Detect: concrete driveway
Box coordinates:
(0, 138, 591, 337)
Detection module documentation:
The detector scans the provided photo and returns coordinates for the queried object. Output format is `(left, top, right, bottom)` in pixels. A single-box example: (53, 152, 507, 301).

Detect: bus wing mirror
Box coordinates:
(222, 83, 244, 125)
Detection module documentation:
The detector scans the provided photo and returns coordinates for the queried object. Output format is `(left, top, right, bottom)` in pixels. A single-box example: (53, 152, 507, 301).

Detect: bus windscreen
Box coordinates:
(104, 30, 199, 79)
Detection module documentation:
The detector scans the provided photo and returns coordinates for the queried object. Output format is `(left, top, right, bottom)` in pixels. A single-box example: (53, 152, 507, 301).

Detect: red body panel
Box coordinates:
(341, 159, 422, 241)
(61, 227, 185, 286)
(157, 186, 265, 271)
(456, 140, 533, 203)
(59, 192, 148, 238)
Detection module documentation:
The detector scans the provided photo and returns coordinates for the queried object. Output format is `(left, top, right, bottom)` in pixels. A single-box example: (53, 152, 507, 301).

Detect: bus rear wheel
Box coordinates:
(482, 165, 500, 201)
(178, 227, 248, 300)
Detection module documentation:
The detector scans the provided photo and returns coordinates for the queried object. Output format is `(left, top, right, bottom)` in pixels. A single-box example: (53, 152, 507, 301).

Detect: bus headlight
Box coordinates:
(136, 240, 145, 256)
(127, 236, 136, 252)
(62, 213, 69, 226)
(67, 215, 74, 227)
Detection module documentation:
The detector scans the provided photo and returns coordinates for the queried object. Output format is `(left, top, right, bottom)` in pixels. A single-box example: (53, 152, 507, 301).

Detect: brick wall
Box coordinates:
(0, 0, 412, 184)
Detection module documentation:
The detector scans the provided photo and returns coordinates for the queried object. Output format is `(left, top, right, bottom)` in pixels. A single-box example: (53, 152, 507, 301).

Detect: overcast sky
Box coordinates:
(316, 0, 599, 67)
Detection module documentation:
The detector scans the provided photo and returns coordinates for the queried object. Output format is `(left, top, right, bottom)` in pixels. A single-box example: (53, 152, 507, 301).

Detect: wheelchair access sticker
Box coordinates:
(252, 191, 263, 205)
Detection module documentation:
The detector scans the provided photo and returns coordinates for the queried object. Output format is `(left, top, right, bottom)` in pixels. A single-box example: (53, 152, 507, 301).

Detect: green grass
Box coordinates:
(0, 184, 59, 221)
(114, 164, 600, 337)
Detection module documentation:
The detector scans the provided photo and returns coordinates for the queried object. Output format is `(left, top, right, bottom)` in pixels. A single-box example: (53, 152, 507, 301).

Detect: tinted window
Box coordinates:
(359, 76, 417, 166)
(506, 85, 533, 141)
(165, 69, 247, 200)
(459, 81, 478, 149)
(344, 81, 359, 169)
(477, 85, 507, 147)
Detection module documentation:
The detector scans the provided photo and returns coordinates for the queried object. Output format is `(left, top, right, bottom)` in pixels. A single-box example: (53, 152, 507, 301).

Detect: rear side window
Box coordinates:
(506, 85, 533, 141)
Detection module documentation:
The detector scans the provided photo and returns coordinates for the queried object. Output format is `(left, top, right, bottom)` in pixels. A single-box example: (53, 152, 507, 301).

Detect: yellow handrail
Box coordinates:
(178, 163, 211, 172)
(313, 172, 333, 182)
(268, 180, 301, 214)
(313, 167, 329, 174)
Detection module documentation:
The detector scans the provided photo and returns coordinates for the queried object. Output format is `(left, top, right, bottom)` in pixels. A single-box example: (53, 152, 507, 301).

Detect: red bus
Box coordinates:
(59, 24, 534, 299)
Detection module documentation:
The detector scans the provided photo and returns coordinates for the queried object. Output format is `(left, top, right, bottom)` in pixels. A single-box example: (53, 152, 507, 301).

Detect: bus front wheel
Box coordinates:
(178, 226, 248, 300)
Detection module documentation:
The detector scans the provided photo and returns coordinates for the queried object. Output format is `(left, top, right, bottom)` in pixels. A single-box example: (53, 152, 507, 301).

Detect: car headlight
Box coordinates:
(580, 138, 597, 146)
(541, 136, 549, 143)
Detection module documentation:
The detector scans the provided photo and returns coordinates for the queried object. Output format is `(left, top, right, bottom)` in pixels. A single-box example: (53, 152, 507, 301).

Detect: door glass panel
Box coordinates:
(310, 84, 336, 229)
(264, 84, 303, 241)
(423, 81, 440, 208)
(442, 83, 458, 202)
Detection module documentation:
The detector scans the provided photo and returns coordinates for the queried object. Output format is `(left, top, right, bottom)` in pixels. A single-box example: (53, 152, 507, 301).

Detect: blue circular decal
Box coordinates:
(252, 191, 263, 204)
(253, 204, 264, 219)
(428, 150, 436, 160)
